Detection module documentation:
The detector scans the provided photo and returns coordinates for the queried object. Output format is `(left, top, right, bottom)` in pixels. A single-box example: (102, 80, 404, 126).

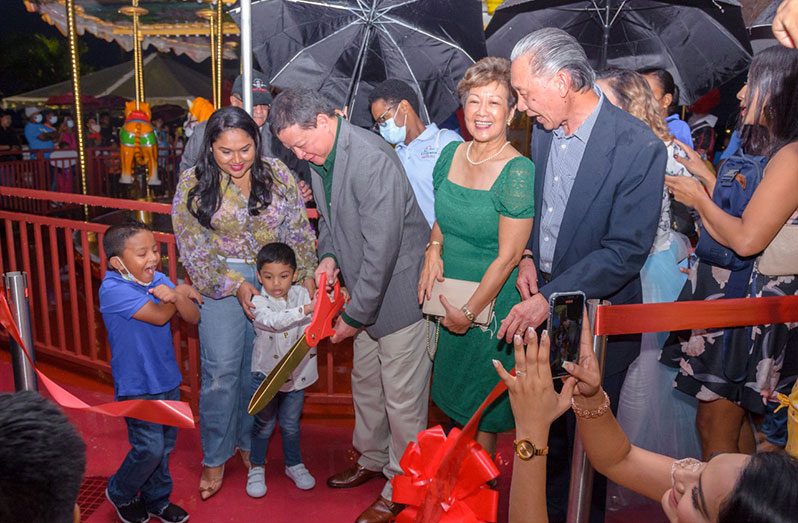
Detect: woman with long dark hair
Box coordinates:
(664, 46, 798, 460)
(172, 106, 317, 500)
(641, 68, 694, 149)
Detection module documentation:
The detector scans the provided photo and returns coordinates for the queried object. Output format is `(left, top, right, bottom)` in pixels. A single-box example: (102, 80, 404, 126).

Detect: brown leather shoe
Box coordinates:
(355, 496, 405, 523)
(326, 464, 384, 488)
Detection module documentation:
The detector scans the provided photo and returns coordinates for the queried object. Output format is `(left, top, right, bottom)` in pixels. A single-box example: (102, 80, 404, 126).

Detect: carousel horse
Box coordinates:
(119, 101, 160, 185)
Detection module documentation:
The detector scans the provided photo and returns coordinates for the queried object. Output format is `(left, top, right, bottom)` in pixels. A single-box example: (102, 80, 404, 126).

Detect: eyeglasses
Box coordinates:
(370, 106, 396, 132)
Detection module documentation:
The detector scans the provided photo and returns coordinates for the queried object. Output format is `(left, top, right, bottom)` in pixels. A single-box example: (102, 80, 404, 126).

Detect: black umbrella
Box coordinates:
(748, 1, 780, 54)
(486, 0, 752, 105)
(231, 0, 487, 127)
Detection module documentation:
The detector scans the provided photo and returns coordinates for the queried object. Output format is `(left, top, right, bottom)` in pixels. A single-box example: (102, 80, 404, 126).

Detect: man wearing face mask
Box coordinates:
(24, 107, 57, 159)
(179, 72, 312, 200)
(368, 80, 462, 228)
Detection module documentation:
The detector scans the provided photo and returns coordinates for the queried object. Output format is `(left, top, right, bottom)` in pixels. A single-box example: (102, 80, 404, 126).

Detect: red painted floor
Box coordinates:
(1, 356, 664, 523)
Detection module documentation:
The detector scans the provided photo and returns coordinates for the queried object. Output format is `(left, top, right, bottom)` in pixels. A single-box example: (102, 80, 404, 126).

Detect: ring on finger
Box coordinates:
(515, 370, 527, 377)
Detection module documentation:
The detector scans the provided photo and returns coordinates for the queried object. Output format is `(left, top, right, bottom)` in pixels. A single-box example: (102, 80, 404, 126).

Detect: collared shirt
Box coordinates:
(309, 116, 342, 221)
(394, 123, 462, 227)
(539, 89, 604, 273)
(251, 285, 316, 392)
(665, 114, 694, 149)
(172, 158, 317, 299)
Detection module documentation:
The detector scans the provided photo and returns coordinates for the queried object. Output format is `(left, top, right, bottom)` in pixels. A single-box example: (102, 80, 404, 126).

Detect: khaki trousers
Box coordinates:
(352, 319, 432, 499)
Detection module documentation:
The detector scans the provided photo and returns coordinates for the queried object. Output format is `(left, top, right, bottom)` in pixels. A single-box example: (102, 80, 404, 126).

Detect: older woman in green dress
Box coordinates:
(418, 57, 535, 454)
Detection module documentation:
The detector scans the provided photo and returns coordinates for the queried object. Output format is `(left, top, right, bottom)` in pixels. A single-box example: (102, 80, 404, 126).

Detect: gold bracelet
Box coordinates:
(425, 240, 443, 251)
(571, 391, 610, 419)
(460, 304, 475, 323)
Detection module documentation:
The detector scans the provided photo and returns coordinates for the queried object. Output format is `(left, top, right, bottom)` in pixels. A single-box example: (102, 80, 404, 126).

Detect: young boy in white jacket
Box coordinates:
(246, 242, 317, 498)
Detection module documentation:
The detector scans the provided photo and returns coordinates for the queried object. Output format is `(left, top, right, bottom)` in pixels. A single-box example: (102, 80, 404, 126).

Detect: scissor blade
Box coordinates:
(247, 334, 311, 415)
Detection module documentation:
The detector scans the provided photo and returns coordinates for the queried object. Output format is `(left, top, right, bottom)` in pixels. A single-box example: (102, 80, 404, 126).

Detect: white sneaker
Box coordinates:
(246, 466, 267, 498)
(285, 463, 315, 490)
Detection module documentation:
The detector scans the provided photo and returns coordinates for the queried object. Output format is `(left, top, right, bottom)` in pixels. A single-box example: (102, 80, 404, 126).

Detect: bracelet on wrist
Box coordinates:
(460, 304, 475, 323)
(571, 390, 610, 419)
(233, 278, 245, 294)
(425, 240, 443, 252)
(521, 253, 534, 261)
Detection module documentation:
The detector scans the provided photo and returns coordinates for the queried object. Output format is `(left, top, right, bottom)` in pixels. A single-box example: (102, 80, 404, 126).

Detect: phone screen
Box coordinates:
(548, 292, 585, 379)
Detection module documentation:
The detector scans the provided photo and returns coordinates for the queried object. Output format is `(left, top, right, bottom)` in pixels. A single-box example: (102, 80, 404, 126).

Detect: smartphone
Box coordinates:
(547, 291, 585, 379)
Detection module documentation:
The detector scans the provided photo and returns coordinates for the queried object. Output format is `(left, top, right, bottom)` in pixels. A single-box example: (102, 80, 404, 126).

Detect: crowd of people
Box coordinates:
(6, 4, 798, 523)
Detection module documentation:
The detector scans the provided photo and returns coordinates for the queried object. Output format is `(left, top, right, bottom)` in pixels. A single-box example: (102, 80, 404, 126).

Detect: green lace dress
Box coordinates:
(430, 142, 535, 432)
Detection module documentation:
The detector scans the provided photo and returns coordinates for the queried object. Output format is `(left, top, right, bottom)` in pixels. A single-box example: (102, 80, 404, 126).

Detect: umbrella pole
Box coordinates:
(64, 0, 89, 220)
(240, 0, 252, 114)
(599, 0, 611, 70)
(344, 24, 373, 115)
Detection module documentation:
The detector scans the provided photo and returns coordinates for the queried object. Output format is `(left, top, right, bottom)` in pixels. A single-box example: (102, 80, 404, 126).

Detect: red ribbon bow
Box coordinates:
(392, 425, 499, 522)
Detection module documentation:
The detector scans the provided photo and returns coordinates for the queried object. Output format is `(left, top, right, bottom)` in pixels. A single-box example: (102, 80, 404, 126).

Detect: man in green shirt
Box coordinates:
(271, 88, 432, 523)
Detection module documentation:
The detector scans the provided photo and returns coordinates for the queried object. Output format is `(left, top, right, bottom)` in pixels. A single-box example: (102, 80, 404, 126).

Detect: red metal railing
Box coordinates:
(0, 188, 338, 415)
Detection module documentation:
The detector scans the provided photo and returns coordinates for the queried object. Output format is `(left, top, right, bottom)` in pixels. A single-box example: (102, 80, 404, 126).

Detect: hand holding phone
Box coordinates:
(547, 291, 585, 379)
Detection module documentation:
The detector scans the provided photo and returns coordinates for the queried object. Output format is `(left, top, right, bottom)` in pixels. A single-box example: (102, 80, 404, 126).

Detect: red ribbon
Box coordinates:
(594, 295, 798, 337)
(392, 426, 499, 523)
(392, 371, 511, 522)
(0, 292, 195, 429)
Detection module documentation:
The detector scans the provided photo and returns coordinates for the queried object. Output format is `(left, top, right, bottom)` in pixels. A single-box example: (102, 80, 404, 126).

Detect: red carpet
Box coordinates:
(0, 356, 665, 522)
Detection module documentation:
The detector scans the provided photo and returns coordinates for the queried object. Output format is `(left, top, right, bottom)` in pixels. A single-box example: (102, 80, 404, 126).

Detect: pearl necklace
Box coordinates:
(466, 140, 511, 165)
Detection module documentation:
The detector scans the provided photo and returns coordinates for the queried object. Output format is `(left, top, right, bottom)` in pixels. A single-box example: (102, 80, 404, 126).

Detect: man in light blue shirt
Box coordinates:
(369, 79, 461, 227)
(23, 107, 56, 159)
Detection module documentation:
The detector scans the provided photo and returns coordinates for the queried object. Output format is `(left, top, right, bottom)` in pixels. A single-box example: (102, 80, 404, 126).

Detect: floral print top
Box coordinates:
(172, 158, 317, 299)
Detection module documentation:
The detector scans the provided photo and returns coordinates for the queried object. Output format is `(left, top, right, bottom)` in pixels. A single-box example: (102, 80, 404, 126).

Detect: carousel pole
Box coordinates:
(197, 8, 218, 108)
(216, 0, 224, 107)
(240, 0, 253, 114)
(64, 0, 89, 219)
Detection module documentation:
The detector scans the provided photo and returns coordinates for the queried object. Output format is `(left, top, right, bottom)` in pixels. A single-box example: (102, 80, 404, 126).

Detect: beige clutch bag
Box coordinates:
(757, 224, 798, 277)
(422, 277, 494, 326)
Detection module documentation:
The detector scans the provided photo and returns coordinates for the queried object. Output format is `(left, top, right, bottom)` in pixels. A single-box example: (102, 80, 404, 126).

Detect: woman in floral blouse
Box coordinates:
(172, 106, 317, 500)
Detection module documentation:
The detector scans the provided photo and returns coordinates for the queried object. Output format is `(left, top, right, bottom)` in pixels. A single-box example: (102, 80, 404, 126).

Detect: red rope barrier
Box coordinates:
(594, 295, 798, 336)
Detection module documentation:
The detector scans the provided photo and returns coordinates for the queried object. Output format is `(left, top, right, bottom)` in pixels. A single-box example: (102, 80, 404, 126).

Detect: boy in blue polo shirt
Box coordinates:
(99, 221, 201, 523)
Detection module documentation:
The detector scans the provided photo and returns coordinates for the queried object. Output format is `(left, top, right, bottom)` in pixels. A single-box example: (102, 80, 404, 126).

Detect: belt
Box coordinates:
(539, 271, 552, 283)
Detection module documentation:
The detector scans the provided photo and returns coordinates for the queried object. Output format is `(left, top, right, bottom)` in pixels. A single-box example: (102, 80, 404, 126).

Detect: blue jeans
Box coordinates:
(250, 372, 305, 467)
(107, 387, 179, 512)
(198, 261, 257, 467)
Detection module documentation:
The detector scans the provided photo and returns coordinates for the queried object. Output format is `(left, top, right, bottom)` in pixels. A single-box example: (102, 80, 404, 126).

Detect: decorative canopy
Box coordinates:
(22, 0, 238, 62)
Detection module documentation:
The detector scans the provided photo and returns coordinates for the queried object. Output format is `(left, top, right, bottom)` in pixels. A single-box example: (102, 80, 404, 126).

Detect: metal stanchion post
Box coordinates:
(4, 272, 38, 391)
(566, 299, 609, 523)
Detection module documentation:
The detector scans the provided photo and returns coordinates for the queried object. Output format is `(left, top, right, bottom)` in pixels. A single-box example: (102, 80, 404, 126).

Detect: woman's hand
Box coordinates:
(562, 315, 602, 400)
(236, 281, 258, 321)
(672, 138, 716, 188)
(417, 248, 444, 304)
(665, 174, 709, 209)
(493, 329, 575, 433)
(439, 295, 471, 334)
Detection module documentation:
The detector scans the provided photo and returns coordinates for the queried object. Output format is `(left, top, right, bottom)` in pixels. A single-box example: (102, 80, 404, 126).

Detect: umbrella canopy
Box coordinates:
(486, 0, 752, 105)
(231, 0, 487, 127)
(4, 54, 212, 108)
(748, 0, 781, 54)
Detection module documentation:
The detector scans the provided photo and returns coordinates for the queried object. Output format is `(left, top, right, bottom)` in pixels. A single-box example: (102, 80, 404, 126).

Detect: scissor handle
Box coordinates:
(304, 273, 344, 347)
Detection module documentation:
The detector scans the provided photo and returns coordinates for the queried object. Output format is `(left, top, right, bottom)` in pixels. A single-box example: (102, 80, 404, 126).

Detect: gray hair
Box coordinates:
(269, 88, 336, 136)
(510, 28, 595, 92)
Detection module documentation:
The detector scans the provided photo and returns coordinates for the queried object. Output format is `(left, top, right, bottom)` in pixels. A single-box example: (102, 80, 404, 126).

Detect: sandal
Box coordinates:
(199, 464, 224, 501)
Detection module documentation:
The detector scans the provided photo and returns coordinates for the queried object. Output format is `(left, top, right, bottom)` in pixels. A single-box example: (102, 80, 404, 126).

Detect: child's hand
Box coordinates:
(340, 286, 350, 303)
(150, 284, 177, 303)
(303, 298, 316, 316)
(175, 284, 204, 304)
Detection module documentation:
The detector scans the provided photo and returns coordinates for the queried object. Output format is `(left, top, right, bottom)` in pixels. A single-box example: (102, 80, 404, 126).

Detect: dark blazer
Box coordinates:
(528, 98, 667, 374)
(312, 118, 430, 339)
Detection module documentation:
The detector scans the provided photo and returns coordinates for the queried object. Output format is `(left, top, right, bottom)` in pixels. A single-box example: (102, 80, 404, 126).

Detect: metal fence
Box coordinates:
(0, 187, 345, 415)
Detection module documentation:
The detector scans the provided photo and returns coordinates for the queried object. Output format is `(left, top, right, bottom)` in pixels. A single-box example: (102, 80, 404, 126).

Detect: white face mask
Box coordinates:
(113, 256, 153, 287)
(33, 114, 43, 123)
(66, 119, 74, 129)
(90, 123, 101, 133)
(183, 118, 196, 137)
(48, 116, 58, 125)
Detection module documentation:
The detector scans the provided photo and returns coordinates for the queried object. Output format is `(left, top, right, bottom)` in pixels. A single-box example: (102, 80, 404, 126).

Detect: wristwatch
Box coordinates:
(520, 253, 534, 261)
(460, 304, 475, 323)
(425, 240, 443, 251)
(513, 439, 549, 461)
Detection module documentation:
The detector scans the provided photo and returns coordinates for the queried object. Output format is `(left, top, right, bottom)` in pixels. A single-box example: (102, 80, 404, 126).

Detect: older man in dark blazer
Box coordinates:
(270, 88, 432, 523)
(498, 29, 667, 523)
